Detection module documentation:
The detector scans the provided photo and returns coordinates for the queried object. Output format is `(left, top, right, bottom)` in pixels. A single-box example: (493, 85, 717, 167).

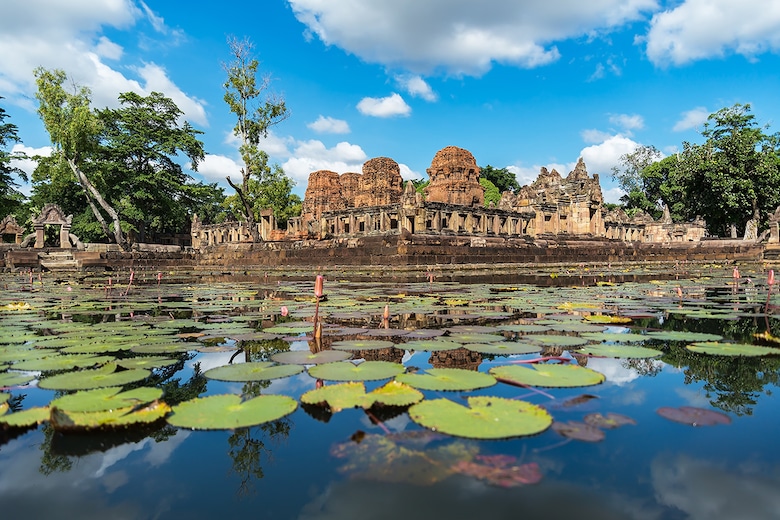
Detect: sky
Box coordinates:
(2, 0, 780, 204)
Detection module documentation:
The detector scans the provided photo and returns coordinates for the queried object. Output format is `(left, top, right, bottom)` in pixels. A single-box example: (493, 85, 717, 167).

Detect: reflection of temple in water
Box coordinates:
(428, 348, 482, 371)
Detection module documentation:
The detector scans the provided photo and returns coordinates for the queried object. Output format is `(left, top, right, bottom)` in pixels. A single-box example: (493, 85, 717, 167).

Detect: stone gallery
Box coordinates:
(192, 145, 706, 249)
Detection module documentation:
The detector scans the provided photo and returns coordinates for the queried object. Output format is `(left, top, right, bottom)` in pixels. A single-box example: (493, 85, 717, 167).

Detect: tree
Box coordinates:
(676, 104, 780, 235)
(0, 97, 28, 218)
(97, 91, 211, 241)
(480, 165, 521, 194)
(223, 36, 290, 241)
(479, 178, 500, 207)
(34, 68, 127, 248)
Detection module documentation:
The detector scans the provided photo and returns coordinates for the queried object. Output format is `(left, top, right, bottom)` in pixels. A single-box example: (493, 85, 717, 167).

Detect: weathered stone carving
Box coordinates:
(355, 157, 404, 208)
(0, 215, 24, 244)
(424, 146, 484, 207)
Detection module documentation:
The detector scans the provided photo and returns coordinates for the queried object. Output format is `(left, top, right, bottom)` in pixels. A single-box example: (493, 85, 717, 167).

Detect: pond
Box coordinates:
(1, 264, 780, 520)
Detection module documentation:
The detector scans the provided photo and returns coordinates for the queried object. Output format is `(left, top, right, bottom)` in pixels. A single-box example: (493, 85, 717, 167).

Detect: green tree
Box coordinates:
(33, 68, 127, 248)
(611, 145, 664, 218)
(479, 165, 521, 194)
(0, 97, 27, 218)
(677, 104, 780, 235)
(97, 91, 213, 241)
(479, 178, 500, 207)
(223, 36, 291, 240)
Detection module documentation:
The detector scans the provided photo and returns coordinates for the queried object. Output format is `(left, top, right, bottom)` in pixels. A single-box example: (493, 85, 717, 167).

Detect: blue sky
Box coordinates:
(2, 0, 779, 203)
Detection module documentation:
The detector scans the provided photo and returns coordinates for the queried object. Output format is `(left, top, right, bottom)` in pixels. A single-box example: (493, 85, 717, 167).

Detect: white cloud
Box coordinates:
(609, 113, 644, 131)
(673, 106, 709, 131)
(9, 143, 51, 178)
(196, 153, 241, 184)
(581, 128, 614, 144)
(645, 0, 780, 66)
(307, 115, 351, 134)
(602, 186, 626, 205)
(289, 0, 657, 76)
(0, 2, 206, 125)
(507, 162, 572, 187)
(398, 163, 422, 180)
(579, 134, 641, 177)
(282, 140, 368, 185)
(395, 74, 437, 102)
(357, 93, 411, 117)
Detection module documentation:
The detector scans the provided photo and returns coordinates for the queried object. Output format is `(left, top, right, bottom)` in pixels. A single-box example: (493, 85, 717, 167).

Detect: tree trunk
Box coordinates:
(227, 175, 260, 242)
(67, 158, 129, 250)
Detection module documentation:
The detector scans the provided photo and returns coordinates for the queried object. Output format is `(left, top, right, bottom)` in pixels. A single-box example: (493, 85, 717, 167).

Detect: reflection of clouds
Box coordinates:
(359, 412, 410, 433)
(615, 389, 647, 406)
(652, 453, 780, 520)
(587, 357, 641, 385)
(675, 387, 711, 408)
(190, 350, 244, 372)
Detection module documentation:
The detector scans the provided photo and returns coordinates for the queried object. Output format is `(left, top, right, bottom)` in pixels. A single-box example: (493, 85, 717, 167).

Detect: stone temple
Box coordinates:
(191, 145, 706, 248)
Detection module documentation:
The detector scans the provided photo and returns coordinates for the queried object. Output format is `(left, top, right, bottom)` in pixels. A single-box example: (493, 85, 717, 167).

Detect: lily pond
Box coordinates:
(2, 264, 780, 519)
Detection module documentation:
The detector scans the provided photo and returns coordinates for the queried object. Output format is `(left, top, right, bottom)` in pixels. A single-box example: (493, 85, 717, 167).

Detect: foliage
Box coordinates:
(480, 165, 521, 194)
(412, 178, 429, 198)
(223, 36, 294, 238)
(0, 97, 27, 219)
(479, 178, 500, 207)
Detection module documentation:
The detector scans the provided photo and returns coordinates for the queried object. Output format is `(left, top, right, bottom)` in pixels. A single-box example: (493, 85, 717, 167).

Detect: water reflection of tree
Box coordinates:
(228, 419, 291, 497)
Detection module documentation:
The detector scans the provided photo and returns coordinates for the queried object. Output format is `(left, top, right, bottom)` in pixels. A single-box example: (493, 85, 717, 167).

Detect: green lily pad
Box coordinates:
(581, 332, 649, 343)
(301, 380, 423, 412)
(523, 335, 589, 347)
(0, 348, 58, 364)
(308, 361, 405, 382)
(686, 342, 780, 356)
(271, 349, 352, 365)
(116, 356, 180, 370)
(496, 324, 549, 334)
(37, 363, 151, 391)
(13, 354, 115, 372)
(331, 339, 396, 351)
(395, 368, 496, 391)
(204, 361, 304, 382)
(578, 344, 663, 359)
(645, 331, 723, 342)
(400, 339, 463, 352)
(50, 401, 171, 431)
(0, 406, 50, 428)
(0, 372, 36, 387)
(446, 333, 506, 344)
(167, 394, 297, 430)
(408, 396, 552, 439)
(490, 363, 605, 388)
(462, 342, 542, 355)
(50, 387, 164, 413)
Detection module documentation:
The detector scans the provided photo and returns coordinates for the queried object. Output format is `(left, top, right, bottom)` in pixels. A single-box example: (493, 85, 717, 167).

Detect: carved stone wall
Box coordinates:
(354, 157, 404, 207)
(424, 146, 484, 207)
(301, 170, 346, 224)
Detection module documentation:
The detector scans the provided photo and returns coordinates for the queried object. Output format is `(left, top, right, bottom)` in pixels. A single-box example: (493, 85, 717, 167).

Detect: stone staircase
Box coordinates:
(38, 250, 78, 271)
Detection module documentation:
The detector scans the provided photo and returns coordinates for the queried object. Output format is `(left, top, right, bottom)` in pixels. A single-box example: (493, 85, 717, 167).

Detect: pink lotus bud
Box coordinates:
(769, 270, 775, 286)
(280, 306, 289, 317)
(676, 287, 682, 298)
(157, 271, 162, 281)
(383, 304, 390, 320)
(733, 267, 740, 279)
(314, 275, 324, 298)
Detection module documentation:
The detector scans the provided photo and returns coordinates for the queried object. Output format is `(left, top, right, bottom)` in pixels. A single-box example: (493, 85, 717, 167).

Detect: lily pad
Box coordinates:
(400, 339, 463, 352)
(116, 356, 180, 370)
(645, 331, 723, 342)
(271, 349, 352, 365)
(167, 394, 297, 430)
(408, 396, 552, 439)
(551, 420, 605, 442)
(0, 372, 36, 388)
(50, 401, 172, 431)
(37, 363, 151, 391)
(490, 363, 605, 388)
(395, 368, 496, 391)
(685, 342, 780, 356)
(581, 332, 649, 343)
(331, 339, 396, 351)
(13, 354, 115, 372)
(308, 361, 405, 382)
(579, 344, 663, 359)
(524, 335, 589, 348)
(657, 406, 731, 426)
(301, 381, 423, 412)
(0, 406, 50, 428)
(583, 412, 636, 429)
(204, 361, 303, 382)
(462, 342, 542, 355)
(452, 458, 543, 487)
(50, 387, 164, 413)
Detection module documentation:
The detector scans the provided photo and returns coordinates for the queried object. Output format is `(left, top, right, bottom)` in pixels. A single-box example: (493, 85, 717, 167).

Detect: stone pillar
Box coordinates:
(60, 223, 72, 249)
(34, 224, 44, 249)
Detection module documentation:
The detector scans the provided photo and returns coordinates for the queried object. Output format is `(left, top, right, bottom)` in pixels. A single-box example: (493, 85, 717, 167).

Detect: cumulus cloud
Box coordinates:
(289, 0, 657, 76)
(395, 75, 437, 102)
(645, 0, 780, 66)
(673, 106, 710, 131)
(579, 134, 641, 177)
(357, 93, 411, 117)
(196, 153, 242, 184)
(609, 113, 644, 132)
(281, 140, 368, 185)
(0, 1, 205, 125)
(307, 115, 351, 134)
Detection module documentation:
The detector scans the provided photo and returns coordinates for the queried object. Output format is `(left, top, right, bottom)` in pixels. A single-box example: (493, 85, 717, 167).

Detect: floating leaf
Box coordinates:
(581, 332, 649, 343)
(583, 412, 636, 429)
(447, 333, 506, 344)
(308, 361, 404, 382)
(50, 401, 171, 431)
(271, 349, 352, 365)
(579, 344, 663, 359)
(657, 406, 731, 426)
(462, 342, 541, 355)
(301, 380, 423, 412)
(204, 361, 303, 382)
(408, 396, 552, 439)
(400, 339, 463, 352)
(645, 331, 723, 342)
(396, 368, 496, 391)
(551, 420, 605, 442)
(167, 394, 297, 430)
(523, 335, 589, 347)
(50, 387, 163, 413)
(13, 354, 115, 372)
(0, 406, 49, 428)
(490, 363, 605, 388)
(452, 458, 542, 487)
(331, 339, 396, 351)
(116, 356, 180, 370)
(37, 363, 151, 391)
(584, 315, 632, 324)
(685, 342, 780, 356)
(0, 372, 35, 388)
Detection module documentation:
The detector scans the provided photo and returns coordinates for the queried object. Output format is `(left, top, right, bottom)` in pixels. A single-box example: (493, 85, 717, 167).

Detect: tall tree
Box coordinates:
(480, 165, 521, 194)
(97, 91, 210, 241)
(34, 68, 127, 248)
(0, 97, 27, 218)
(223, 36, 290, 241)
